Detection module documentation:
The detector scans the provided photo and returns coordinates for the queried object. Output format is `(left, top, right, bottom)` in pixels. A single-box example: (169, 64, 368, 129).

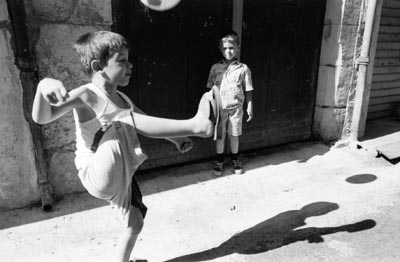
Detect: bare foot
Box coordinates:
(171, 137, 193, 153)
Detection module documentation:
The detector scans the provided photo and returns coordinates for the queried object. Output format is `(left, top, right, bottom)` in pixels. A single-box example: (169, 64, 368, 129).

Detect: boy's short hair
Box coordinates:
(219, 30, 240, 48)
(74, 31, 129, 75)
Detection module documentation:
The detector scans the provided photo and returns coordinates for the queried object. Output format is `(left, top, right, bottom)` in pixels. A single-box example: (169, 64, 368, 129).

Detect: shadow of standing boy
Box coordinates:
(165, 202, 376, 261)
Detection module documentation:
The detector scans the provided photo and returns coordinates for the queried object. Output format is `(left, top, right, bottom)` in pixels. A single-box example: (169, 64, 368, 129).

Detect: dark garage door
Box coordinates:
(112, 0, 326, 170)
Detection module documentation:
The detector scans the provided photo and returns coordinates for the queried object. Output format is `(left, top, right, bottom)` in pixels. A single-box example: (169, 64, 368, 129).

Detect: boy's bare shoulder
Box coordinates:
(72, 85, 98, 121)
(72, 83, 93, 94)
(71, 84, 98, 103)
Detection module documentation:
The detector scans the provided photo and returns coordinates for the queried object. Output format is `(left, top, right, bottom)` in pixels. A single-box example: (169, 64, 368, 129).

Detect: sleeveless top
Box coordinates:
(73, 83, 138, 170)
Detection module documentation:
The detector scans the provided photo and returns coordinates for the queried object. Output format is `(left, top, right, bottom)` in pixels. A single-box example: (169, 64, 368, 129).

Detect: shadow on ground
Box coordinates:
(346, 174, 377, 184)
(164, 202, 376, 262)
(0, 141, 330, 230)
(0, 192, 106, 230)
(138, 141, 331, 196)
(361, 117, 400, 140)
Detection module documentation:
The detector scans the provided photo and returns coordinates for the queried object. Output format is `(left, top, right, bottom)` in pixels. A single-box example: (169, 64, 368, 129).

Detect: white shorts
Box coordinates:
(77, 114, 148, 226)
(220, 107, 243, 136)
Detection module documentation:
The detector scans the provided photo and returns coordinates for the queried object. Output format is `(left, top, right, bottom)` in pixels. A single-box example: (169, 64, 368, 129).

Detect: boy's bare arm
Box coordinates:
(245, 91, 253, 122)
(32, 78, 85, 124)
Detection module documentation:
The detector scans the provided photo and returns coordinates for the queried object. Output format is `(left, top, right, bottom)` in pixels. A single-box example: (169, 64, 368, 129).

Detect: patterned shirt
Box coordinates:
(207, 59, 253, 109)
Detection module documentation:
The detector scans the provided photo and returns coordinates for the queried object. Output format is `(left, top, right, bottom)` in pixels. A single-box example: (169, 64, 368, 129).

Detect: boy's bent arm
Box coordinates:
(32, 78, 84, 124)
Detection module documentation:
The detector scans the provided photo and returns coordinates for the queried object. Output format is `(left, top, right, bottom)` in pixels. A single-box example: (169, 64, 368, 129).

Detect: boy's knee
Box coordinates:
(126, 207, 144, 235)
(127, 219, 144, 235)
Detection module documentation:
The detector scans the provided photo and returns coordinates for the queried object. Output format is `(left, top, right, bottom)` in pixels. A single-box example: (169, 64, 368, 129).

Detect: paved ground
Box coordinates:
(1, 118, 400, 262)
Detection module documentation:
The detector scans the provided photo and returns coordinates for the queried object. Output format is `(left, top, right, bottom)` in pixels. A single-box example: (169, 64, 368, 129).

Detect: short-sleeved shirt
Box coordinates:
(207, 59, 253, 110)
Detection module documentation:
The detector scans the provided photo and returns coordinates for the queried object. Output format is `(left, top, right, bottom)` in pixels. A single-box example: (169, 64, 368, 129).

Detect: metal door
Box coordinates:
(240, 0, 326, 150)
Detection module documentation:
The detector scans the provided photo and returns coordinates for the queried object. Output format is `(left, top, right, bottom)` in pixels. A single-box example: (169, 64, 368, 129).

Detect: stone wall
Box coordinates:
(23, 0, 113, 196)
(0, 0, 39, 209)
(313, 0, 364, 141)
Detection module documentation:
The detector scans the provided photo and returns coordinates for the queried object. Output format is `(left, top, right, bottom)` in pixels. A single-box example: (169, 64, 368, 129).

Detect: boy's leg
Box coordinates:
(228, 135, 243, 174)
(116, 205, 144, 262)
(213, 135, 226, 176)
(213, 108, 229, 176)
(227, 108, 244, 174)
(81, 121, 148, 262)
(95, 122, 147, 262)
(228, 134, 239, 154)
(132, 92, 214, 139)
(216, 135, 226, 154)
(83, 121, 147, 200)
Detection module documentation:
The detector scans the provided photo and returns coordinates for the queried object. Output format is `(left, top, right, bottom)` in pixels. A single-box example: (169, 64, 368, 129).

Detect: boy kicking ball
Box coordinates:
(32, 30, 215, 262)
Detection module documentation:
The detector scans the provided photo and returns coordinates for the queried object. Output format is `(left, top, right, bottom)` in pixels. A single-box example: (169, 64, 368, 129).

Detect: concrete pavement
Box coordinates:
(1, 121, 400, 262)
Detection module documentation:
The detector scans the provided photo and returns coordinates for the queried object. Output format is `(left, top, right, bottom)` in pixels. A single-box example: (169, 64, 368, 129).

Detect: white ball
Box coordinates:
(140, 0, 182, 11)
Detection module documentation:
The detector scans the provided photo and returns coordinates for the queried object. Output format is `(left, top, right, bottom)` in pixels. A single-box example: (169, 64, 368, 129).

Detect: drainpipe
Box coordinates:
(350, 0, 378, 141)
(7, 0, 53, 211)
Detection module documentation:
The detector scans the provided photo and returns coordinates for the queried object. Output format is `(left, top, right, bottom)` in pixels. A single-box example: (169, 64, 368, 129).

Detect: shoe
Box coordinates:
(213, 160, 223, 176)
(232, 159, 243, 174)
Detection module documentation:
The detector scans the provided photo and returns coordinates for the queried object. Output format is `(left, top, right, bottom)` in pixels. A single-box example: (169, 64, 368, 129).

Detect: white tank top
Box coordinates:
(73, 83, 134, 168)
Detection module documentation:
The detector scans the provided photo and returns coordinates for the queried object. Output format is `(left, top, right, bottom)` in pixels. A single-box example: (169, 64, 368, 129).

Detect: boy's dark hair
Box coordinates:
(74, 31, 129, 75)
(219, 30, 240, 48)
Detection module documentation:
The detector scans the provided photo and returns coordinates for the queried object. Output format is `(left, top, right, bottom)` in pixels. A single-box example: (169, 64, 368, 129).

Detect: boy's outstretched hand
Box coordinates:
(39, 78, 69, 104)
(171, 137, 193, 153)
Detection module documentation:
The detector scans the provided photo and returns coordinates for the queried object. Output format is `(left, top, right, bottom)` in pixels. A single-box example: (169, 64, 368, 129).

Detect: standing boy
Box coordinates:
(207, 31, 254, 176)
(32, 31, 215, 262)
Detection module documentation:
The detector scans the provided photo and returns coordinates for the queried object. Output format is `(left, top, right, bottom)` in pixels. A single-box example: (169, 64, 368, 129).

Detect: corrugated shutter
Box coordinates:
(369, 0, 400, 119)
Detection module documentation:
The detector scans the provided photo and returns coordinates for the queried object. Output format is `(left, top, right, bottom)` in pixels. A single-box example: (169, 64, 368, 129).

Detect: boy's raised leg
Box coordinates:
(132, 92, 215, 139)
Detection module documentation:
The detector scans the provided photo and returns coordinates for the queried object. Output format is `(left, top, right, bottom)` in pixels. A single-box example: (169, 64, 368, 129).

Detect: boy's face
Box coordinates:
(102, 47, 132, 87)
(220, 41, 239, 62)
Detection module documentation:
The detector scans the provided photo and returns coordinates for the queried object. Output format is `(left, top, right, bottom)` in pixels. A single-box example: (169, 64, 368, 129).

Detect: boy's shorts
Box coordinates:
(77, 113, 148, 226)
(220, 106, 243, 136)
(130, 175, 147, 219)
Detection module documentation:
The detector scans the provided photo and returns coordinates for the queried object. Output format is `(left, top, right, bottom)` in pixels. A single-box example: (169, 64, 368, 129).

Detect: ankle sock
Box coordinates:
(216, 153, 224, 163)
(230, 153, 239, 161)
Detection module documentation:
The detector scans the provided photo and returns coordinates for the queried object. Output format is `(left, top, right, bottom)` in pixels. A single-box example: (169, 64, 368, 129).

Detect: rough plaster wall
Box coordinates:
(313, 0, 363, 141)
(0, 0, 39, 209)
(24, 0, 112, 196)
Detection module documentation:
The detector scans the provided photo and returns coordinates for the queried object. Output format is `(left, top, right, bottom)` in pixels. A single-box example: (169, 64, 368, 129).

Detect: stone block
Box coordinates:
(0, 0, 9, 21)
(48, 150, 85, 195)
(70, 0, 112, 25)
(320, 24, 358, 67)
(343, 0, 363, 26)
(320, 24, 342, 67)
(35, 23, 105, 88)
(31, 0, 75, 22)
(313, 106, 346, 141)
(324, 0, 362, 26)
(324, 0, 344, 25)
(316, 65, 353, 108)
(42, 112, 76, 150)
